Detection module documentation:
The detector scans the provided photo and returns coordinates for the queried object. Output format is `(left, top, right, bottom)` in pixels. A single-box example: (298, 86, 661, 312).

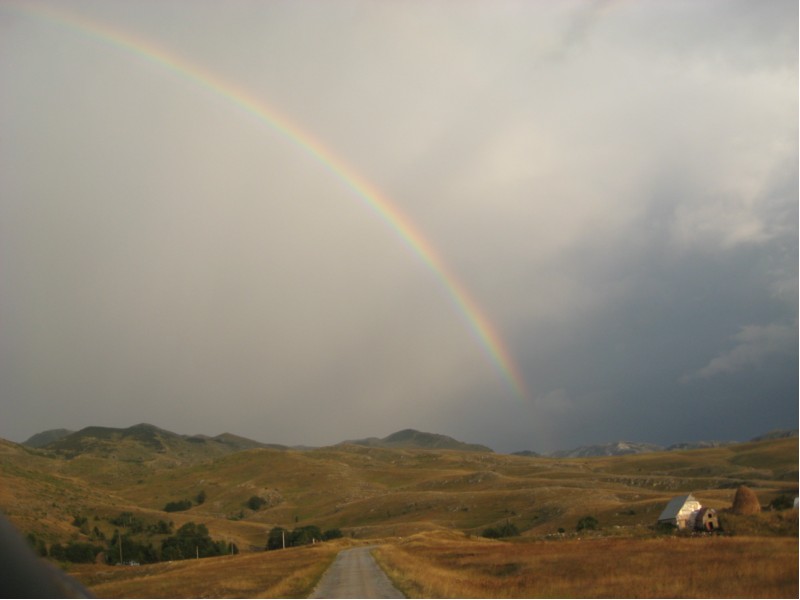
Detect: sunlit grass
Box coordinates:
(373, 531, 799, 598)
(71, 540, 347, 598)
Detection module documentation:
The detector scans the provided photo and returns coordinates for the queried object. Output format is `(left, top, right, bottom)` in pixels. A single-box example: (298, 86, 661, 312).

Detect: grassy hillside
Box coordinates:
(1, 431, 796, 598)
(373, 531, 798, 598)
(1, 432, 796, 553)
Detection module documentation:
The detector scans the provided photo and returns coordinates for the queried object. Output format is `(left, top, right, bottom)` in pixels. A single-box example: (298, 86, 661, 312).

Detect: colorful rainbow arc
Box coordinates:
(11, 1, 529, 401)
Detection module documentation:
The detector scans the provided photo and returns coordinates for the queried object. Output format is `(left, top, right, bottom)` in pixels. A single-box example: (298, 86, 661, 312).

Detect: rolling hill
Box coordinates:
(344, 428, 493, 452)
(0, 424, 796, 558)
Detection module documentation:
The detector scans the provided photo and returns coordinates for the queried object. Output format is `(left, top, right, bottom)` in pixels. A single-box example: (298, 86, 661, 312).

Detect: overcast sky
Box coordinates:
(1, 0, 797, 453)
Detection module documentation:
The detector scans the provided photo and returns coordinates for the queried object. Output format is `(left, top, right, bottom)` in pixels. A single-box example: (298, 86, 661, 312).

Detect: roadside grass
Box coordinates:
(70, 540, 347, 598)
(372, 531, 799, 598)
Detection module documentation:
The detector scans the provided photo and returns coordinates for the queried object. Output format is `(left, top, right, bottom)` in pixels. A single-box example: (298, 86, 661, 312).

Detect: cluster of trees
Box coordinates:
(50, 541, 105, 563)
(160, 522, 236, 561)
(163, 490, 206, 512)
(32, 510, 234, 565)
(266, 526, 342, 550)
(107, 522, 235, 564)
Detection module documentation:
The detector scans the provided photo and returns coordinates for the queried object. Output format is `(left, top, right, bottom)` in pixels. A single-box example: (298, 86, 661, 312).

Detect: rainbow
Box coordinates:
(9, 1, 529, 400)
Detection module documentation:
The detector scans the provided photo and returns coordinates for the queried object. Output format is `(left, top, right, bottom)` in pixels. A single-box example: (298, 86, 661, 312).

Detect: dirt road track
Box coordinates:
(309, 546, 405, 598)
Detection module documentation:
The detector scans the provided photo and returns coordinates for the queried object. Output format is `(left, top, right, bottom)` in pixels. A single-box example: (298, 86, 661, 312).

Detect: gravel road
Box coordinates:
(309, 546, 405, 599)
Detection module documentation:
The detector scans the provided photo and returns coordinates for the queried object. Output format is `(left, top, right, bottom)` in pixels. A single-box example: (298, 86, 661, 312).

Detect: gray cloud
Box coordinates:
(0, 0, 796, 453)
(684, 323, 797, 382)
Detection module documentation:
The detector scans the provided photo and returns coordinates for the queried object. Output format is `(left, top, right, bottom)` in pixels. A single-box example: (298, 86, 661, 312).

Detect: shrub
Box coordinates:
(482, 523, 520, 538)
(247, 496, 267, 511)
(576, 516, 598, 532)
(266, 527, 288, 550)
(323, 528, 343, 540)
(110, 512, 145, 532)
(769, 494, 795, 511)
(163, 499, 192, 512)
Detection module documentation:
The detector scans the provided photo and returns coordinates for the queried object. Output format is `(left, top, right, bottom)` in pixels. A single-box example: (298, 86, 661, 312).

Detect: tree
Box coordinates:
(323, 528, 343, 540)
(147, 520, 173, 535)
(51, 541, 103, 563)
(109, 531, 158, 565)
(290, 525, 322, 547)
(195, 490, 206, 505)
(161, 522, 221, 561)
(266, 527, 288, 550)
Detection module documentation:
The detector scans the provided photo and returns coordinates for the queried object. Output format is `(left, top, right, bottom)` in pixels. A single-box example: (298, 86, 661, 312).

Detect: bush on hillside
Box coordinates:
(482, 523, 520, 538)
(163, 499, 192, 513)
(576, 515, 599, 532)
(769, 494, 795, 511)
(266, 525, 332, 550)
(110, 512, 145, 532)
(247, 495, 267, 511)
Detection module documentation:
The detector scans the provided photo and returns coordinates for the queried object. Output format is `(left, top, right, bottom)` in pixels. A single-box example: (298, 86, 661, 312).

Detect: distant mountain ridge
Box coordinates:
(30, 423, 280, 462)
(515, 430, 798, 458)
(344, 429, 494, 453)
(19, 424, 797, 459)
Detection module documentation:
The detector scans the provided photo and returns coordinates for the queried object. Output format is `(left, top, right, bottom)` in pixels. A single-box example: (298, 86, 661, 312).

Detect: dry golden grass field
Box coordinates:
(70, 539, 349, 598)
(373, 531, 799, 599)
(1, 428, 797, 597)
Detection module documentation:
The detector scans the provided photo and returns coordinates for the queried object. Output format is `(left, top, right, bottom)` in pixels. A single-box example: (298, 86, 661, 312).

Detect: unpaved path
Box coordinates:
(309, 546, 405, 598)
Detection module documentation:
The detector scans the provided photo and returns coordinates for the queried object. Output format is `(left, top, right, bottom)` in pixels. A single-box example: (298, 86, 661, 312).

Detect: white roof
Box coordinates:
(658, 493, 696, 521)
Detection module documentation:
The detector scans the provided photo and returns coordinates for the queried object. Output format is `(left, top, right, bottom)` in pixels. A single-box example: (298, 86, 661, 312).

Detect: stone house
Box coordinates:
(657, 493, 710, 530)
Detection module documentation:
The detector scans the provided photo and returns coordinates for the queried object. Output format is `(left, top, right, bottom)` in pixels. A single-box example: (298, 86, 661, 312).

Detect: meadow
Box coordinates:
(70, 539, 347, 598)
(372, 531, 799, 598)
(0, 429, 796, 597)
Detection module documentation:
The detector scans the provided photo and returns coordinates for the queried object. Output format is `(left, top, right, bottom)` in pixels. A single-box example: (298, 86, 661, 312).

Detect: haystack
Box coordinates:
(731, 485, 761, 515)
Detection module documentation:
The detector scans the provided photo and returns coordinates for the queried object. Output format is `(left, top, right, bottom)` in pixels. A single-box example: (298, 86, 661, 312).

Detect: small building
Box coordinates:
(695, 507, 719, 531)
(657, 493, 703, 529)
